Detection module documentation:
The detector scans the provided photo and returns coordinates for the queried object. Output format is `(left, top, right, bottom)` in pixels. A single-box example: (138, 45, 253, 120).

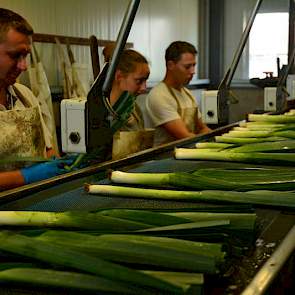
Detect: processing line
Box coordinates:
(0, 124, 294, 295)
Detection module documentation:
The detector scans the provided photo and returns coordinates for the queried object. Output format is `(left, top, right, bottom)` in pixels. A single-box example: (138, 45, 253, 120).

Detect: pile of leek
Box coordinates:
(176, 112, 295, 166)
(0, 207, 248, 294)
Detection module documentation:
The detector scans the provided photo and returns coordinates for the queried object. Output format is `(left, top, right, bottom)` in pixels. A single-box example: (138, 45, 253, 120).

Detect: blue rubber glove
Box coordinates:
(21, 156, 75, 184)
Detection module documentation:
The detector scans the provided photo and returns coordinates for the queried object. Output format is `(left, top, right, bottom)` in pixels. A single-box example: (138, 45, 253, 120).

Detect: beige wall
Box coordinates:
(1, 0, 200, 88)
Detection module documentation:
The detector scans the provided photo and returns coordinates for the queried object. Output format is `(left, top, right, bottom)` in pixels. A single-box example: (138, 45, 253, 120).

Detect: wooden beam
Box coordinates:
(32, 33, 133, 48)
(89, 35, 100, 78)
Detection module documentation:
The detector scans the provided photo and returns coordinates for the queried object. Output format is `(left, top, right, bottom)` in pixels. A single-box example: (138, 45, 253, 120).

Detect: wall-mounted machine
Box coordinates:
(201, 0, 263, 125)
(264, 45, 295, 112)
(61, 0, 140, 155)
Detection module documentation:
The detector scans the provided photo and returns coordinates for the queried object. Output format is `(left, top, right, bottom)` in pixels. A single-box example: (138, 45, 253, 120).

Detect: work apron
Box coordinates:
(165, 83, 199, 135)
(112, 104, 154, 160)
(0, 86, 46, 170)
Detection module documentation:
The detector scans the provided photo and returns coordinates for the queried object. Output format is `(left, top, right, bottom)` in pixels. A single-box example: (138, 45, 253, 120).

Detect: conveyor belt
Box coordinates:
(0, 125, 294, 294)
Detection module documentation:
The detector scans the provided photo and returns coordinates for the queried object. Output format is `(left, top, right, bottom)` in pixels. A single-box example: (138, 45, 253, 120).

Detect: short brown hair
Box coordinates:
(117, 49, 148, 74)
(165, 41, 197, 63)
(0, 8, 33, 42)
(102, 43, 116, 63)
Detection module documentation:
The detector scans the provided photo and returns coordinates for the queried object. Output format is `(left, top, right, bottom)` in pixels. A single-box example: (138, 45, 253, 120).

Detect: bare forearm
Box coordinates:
(0, 170, 25, 191)
(195, 118, 212, 135)
(161, 119, 195, 140)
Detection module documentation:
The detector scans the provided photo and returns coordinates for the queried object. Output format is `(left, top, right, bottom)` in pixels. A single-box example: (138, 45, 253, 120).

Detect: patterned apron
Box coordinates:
(112, 104, 154, 160)
(0, 86, 46, 170)
(165, 83, 199, 134)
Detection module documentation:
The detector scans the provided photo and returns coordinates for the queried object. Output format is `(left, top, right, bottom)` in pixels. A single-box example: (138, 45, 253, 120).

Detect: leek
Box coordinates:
(97, 208, 191, 226)
(137, 220, 230, 233)
(37, 231, 223, 273)
(0, 231, 182, 293)
(0, 267, 139, 294)
(248, 113, 295, 123)
(110, 170, 295, 191)
(165, 212, 256, 231)
(174, 148, 295, 165)
(0, 211, 152, 231)
(215, 136, 286, 144)
(285, 109, 295, 115)
(193, 167, 293, 180)
(195, 142, 234, 149)
(223, 130, 271, 138)
(85, 184, 295, 208)
(240, 122, 295, 131)
(141, 270, 203, 291)
(110, 170, 170, 186)
(38, 231, 224, 260)
(229, 140, 295, 153)
(110, 170, 248, 191)
(273, 130, 295, 139)
(240, 121, 284, 128)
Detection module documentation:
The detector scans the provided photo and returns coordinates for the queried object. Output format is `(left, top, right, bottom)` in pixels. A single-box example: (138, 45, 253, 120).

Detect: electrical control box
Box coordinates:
(264, 87, 277, 111)
(286, 74, 295, 100)
(60, 98, 87, 153)
(201, 90, 219, 124)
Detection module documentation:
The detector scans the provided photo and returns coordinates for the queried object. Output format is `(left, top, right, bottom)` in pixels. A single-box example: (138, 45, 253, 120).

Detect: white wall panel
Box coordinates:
(224, 0, 252, 81)
(1, 0, 200, 89)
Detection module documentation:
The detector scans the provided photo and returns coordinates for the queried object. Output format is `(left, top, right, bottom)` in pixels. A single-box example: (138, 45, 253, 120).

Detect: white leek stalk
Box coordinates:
(195, 142, 234, 149)
(110, 170, 170, 186)
(248, 113, 295, 123)
(174, 148, 295, 165)
(85, 184, 295, 208)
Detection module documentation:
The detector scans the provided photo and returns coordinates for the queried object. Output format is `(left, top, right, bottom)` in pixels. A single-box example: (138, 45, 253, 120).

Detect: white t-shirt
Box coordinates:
(145, 82, 201, 146)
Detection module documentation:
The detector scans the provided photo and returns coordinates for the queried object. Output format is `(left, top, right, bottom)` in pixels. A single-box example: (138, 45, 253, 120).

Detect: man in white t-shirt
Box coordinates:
(146, 41, 211, 146)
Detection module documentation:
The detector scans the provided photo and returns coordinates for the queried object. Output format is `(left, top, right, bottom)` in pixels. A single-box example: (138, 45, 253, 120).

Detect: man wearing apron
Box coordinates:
(0, 8, 58, 191)
(146, 41, 211, 146)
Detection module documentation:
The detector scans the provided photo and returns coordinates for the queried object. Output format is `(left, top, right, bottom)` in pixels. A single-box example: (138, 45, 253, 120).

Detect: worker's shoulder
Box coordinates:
(147, 82, 167, 98)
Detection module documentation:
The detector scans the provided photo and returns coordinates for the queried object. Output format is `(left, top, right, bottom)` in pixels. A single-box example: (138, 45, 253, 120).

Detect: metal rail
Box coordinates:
(242, 225, 295, 295)
(217, 0, 263, 124)
(102, 0, 140, 97)
(224, 0, 263, 87)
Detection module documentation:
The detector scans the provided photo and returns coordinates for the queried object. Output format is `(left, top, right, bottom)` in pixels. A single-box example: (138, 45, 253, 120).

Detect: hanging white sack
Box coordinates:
(66, 43, 88, 98)
(27, 42, 59, 153)
(55, 37, 74, 99)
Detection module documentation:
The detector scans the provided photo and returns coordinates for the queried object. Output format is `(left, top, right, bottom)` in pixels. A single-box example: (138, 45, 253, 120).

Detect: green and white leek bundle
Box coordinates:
(37, 231, 225, 274)
(85, 184, 295, 208)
